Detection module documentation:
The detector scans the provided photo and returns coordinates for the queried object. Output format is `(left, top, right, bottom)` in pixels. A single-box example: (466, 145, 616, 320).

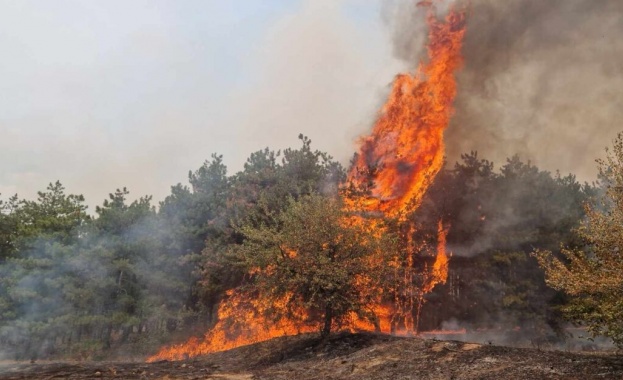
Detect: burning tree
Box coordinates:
(149, 2, 466, 361)
(343, 3, 464, 333)
(233, 193, 395, 337)
(535, 132, 623, 347)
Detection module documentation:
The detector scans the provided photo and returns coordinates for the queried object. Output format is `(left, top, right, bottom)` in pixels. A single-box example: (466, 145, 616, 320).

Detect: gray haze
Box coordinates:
(3, 0, 622, 209)
(387, 0, 623, 181)
(0, 0, 404, 209)
(453, 0, 623, 180)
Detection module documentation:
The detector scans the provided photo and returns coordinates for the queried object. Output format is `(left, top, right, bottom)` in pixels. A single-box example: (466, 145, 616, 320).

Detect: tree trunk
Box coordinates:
(322, 303, 333, 337)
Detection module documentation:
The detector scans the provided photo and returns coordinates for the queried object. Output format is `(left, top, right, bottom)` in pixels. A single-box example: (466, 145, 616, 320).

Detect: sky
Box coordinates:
(0, 0, 405, 209)
(1, 0, 622, 210)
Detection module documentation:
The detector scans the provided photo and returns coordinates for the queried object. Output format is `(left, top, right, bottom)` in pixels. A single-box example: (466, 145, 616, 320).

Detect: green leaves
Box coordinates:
(232, 193, 387, 335)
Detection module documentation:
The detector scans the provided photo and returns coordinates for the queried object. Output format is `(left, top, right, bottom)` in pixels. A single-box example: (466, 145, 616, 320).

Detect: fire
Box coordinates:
(344, 0, 463, 334)
(149, 290, 317, 361)
(148, 2, 465, 362)
(425, 221, 450, 293)
(348, 5, 465, 219)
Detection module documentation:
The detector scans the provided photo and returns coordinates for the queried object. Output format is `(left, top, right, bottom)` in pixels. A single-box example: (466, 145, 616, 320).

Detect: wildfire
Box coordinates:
(150, 290, 318, 361)
(343, 0, 462, 335)
(425, 221, 450, 294)
(148, 2, 465, 362)
(347, 5, 465, 219)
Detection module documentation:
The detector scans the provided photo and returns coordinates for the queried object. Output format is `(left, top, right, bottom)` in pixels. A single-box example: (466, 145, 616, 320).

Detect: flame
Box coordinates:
(148, 3, 465, 362)
(424, 221, 450, 293)
(347, 5, 465, 219)
(149, 290, 318, 361)
(344, 1, 463, 334)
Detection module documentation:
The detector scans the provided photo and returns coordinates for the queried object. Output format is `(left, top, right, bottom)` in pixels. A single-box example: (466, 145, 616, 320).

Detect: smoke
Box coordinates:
(3, 0, 621, 211)
(387, 0, 623, 182)
(424, 319, 615, 351)
(0, 209, 196, 362)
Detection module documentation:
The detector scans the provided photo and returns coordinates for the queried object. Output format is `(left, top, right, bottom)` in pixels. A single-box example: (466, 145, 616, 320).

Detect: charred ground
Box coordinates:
(2, 332, 623, 380)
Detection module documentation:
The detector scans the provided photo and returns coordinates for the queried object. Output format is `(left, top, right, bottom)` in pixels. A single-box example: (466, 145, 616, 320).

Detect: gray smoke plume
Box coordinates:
(382, 0, 622, 346)
(387, 0, 623, 181)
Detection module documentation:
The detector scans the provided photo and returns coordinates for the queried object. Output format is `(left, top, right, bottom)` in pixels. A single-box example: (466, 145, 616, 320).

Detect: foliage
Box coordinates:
(0, 133, 602, 359)
(233, 193, 392, 336)
(535, 132, 623, 346)
(418, 152, 592, 334)
(0, 194, 20, 261)
(0, 135, 346, 359)
(197, 135, 346, 318)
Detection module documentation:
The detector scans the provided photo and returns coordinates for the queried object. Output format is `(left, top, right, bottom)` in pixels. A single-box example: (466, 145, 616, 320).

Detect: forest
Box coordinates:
(0, 133, 614, 361)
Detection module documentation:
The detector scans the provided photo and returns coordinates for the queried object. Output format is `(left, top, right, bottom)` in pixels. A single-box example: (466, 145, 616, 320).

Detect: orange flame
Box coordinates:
(149, 290, 317, 361)
(148, 3, 465, 362)
(424, 221, 450, 294)
(348, 6, 465, 219)
(344, 1, 463, 335)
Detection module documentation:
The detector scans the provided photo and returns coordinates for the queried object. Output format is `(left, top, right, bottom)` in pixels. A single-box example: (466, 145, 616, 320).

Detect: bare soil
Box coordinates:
(1, 332, 623, 379)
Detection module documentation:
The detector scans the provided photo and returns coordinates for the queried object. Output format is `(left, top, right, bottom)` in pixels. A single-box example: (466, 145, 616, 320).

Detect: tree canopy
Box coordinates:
(535, 132, 623, 346)
(233, 193, 392, 336)
(0, 133, 605, 359)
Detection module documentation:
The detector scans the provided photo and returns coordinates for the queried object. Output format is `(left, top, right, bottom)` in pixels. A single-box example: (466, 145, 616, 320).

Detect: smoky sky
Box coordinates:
(388, 0, 623, 181)
(0, 1, 403, 209)
(2, 0, 622, 209)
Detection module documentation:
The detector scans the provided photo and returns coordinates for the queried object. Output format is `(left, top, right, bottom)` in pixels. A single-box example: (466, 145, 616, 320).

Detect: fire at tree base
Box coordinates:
(148, 3, 466, 362)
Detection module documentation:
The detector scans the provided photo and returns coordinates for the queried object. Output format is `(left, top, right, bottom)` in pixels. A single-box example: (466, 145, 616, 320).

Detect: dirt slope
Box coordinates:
(1, 332, 623, 379)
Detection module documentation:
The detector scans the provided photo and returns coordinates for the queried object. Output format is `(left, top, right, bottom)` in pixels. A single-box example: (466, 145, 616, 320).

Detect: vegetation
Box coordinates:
(0, 133, 609, 360)
(535, 132, 623, 347)
(417, 152, 594, 337)
(233, 194, 392, 336)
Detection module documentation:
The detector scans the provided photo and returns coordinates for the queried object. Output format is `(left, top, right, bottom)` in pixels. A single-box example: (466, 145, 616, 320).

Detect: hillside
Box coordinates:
(1, 333, 623, 379)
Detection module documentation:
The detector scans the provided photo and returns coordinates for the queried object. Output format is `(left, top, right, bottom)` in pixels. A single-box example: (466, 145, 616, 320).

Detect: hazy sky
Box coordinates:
(2, 0, 621, 210)
(0, 0, 405, 209)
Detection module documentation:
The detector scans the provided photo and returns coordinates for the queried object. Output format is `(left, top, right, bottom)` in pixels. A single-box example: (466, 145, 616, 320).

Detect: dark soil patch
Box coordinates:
(2, 332, 623, 379)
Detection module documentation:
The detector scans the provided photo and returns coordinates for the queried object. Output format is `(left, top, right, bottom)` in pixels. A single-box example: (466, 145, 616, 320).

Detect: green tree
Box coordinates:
(158, 154, 232, 322)
(227, 134, 344, 221)
(15, 181, 89, 247)
(234, 193, 391, 336)
(0, 182, 90, 359)
(87, 189, 157, 347)
(0, 194, 20, 261)
(535, 132, 623, 346)
(197, 136, 346, 323)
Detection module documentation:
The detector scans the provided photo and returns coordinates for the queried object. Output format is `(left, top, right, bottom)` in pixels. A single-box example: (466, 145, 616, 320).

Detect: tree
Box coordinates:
(196, 136, 346, 323)
(0, 182, 90, 359)
(535, 132, 623, 346)
(16, 181, 89, 247)
(413, 152, 592, 335)
(0, 194, 20, 261)
(156, 155, 233, 323)
(233, 193, 390, 336)
(87, 188, 173, 348)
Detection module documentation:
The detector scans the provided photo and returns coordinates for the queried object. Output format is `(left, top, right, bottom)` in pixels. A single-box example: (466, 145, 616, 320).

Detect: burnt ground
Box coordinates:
(2, 332, 623, 379)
